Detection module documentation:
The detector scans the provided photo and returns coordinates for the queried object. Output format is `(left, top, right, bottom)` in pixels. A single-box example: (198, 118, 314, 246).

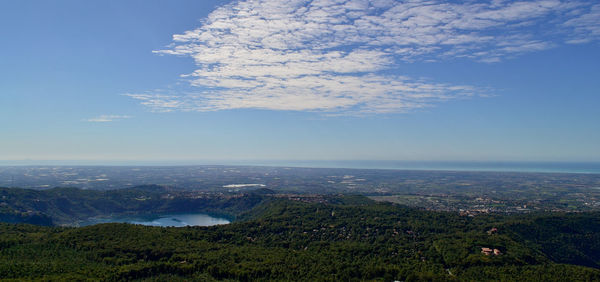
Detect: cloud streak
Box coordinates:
(86, 115, 132, 122)
(128, 0, 600, 114)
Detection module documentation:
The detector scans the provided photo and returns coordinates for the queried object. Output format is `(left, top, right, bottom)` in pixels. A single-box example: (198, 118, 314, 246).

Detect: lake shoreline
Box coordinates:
(76, 212, 232, 227)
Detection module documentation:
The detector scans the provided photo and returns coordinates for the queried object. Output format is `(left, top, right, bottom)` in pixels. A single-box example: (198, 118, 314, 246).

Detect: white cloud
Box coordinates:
(129, 0, 600, 115)
(85, 115, 132, 122)
(563, 4, 600, 44)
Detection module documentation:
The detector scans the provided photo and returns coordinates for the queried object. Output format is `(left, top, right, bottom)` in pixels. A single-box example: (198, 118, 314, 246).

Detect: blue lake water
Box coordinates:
(79, 213, 230, 227)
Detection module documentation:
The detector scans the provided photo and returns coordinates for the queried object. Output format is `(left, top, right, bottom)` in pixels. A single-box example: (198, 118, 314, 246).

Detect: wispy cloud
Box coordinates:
(85, 115, 132, 122)
(563, 3, 600, 44)
(128, 0, 600, 115)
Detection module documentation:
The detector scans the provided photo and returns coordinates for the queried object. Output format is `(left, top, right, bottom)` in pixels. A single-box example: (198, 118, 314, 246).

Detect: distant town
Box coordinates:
(1, 165, 598, 214)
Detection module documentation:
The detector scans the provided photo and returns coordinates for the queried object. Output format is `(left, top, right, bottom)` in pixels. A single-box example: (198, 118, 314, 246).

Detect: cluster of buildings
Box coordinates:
(481, 247, 502, 256)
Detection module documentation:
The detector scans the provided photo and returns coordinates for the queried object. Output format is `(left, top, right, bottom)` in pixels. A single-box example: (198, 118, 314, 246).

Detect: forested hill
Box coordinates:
(0, 196, 599, 281)
(0, 186, 265, 225)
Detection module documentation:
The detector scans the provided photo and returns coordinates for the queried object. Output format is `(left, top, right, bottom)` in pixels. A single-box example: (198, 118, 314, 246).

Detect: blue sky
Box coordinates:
(1, 0, 599, 163)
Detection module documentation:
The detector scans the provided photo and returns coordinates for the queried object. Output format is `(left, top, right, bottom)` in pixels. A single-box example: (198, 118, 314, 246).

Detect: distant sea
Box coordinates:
(1, 160, 599, 174)
(227, 160, 600, 174)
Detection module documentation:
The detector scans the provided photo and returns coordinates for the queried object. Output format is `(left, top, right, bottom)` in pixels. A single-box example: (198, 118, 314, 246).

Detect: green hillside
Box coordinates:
(0, 195, 599, 281)
(0, 186, 264, 225)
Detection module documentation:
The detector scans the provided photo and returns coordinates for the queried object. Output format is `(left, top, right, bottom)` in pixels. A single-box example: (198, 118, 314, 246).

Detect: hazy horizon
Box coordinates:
(2, 159, 600, 174)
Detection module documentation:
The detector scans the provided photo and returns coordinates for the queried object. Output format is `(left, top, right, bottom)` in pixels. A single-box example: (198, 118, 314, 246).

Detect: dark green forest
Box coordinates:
(0, 190, 599, 281)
